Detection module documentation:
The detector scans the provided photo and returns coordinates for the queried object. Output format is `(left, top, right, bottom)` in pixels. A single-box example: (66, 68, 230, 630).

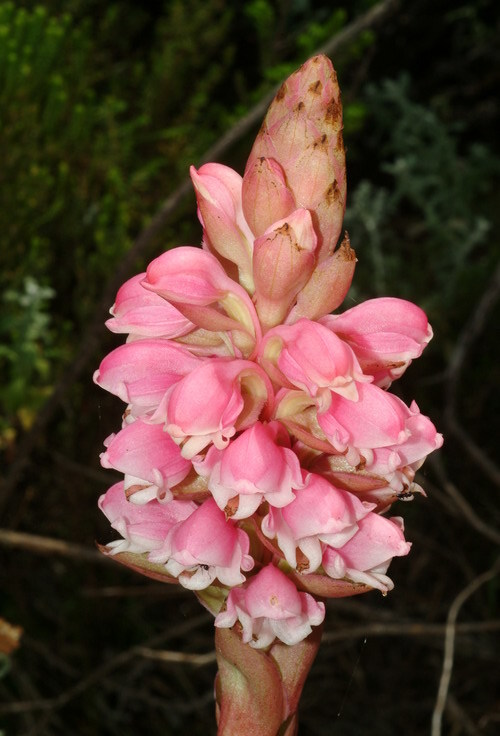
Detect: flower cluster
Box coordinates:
(95, 55, 442, 649)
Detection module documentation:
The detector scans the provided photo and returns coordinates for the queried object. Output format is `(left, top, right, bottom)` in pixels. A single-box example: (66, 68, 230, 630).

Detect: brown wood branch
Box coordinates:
(444, 261, 500, 489)
(0, 612, 212, 725)
(0, 0, 400, 517)
(0, 528, 108, 563)
(427, 454, 500, 547)
(431, 559, 500, 736)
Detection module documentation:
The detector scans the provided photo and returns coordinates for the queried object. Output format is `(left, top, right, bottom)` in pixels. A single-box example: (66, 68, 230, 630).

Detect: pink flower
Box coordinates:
(215, 564, 325, 648)
(93, 339, 201, 416)
(322, 513, 411, 592)
(99, 482, 197, 555)
(100, 420, 192, 503)
(149, 498, 254, 590)
(241, 157, 295, 238)
(317, 382, 412, 464)
(193, 421, 303, 518)
(252, 209, 317, 330)
(190, 163, 255, 291)
(158, 358, 273, 458)
(262, 472, 374, 572)
(260, 318, 370, 407)
(105, 272, 194, 339)
(142, 246, 261, 356)
(321, 297, 433, 387)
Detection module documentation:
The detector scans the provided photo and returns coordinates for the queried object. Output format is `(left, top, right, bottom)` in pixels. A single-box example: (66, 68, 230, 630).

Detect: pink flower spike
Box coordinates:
(105, 273, 194, 339)
(100, 420, 192, 504)
(262, 472, 373, 572)
(161, 359, 273, 459)
(321, 297, 433, 387)
(253, 208, 317, 330)
(98, 482, 197, 555)
(322, 513, 411, 592)
(214, 564, 325, 648)
(242, 157, 296, 238)
(93, 339, 202, 415)
(193, 421, 303, 519)
(143, 246, 261, 356)
(190, 164, 255, 291)
(149, 498, 254, 590)
(261, 318, 371, 407)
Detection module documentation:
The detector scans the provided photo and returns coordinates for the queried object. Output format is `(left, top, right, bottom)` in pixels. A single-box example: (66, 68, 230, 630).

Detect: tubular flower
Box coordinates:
(95, 54, 442, 735)
(215, 564, 325, 648)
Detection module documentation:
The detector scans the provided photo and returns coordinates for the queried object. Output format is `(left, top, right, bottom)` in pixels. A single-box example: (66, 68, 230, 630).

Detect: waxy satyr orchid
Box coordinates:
(95, 54, 442, 735)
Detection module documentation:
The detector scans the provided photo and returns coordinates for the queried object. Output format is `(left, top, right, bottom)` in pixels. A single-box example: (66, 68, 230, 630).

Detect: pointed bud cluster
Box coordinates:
(96, 55, 442, 653)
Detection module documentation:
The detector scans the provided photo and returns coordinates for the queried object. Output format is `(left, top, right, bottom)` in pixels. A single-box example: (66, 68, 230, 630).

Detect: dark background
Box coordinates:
(1, 1, 499, 734)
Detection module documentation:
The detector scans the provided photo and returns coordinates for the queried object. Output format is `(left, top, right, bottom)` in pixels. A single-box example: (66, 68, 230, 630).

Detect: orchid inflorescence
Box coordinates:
(95, 55, 442, 654)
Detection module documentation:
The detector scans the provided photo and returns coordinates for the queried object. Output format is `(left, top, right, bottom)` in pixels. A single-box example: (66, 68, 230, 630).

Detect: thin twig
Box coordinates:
(322, 619, 500, 644)
(0, 612, 212, 722)
(0, 0, 400, 516)
(135, 646, 216, 667)
(0, 528, 108, 564)
(431, 558, 500, 736)
(444, 261, 500, 488)
(427, 454, 500, 546)
(446, 694, 482, 736)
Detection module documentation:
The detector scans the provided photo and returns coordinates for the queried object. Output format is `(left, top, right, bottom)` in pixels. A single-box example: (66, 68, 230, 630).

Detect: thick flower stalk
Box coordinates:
(95, 55, 442, 735)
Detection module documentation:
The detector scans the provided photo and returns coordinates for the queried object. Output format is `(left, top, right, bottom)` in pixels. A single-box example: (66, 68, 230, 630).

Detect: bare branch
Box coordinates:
(431, 559, 500, 736)
(135, 646, 216, 667)
(427, 454, 500, 546)
(445, 262, 500, 488)
(0, 612, 212, 725)
(0, 528, 108, 564)
(322, 619, 500, 644)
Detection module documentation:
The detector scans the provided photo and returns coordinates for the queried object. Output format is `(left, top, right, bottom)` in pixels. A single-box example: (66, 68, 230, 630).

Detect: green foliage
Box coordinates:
(0, 2, 145, 313)
(345, 76, 499, 336)
(144, 0, 236, 174)
(0, 277, 62, 440)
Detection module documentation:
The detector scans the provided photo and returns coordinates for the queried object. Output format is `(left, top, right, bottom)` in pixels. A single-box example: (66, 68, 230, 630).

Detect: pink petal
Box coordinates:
(322, 297, 433, 386)
(105, 273, 194, 338)
(194, 421, 302, 517)
(327, 513, 411, 572)
(143, 246, 260, 355)
(190, 164, 254, 288)
(99, 482, 196, 553)
(318, 382, 410, 453)
(93, 339, 202, 411)
(163, 359, 273, 458)
(215, 564, 325, 648)
(100, 420, 191, 491)
(262, 318, 369, 402)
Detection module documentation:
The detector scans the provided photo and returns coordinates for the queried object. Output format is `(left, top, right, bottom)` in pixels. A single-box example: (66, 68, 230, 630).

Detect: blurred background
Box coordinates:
(1, 0, 499, 734)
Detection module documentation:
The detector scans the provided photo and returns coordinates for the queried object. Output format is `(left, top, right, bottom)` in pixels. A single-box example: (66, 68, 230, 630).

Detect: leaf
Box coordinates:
(96, 544, 179, 585)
